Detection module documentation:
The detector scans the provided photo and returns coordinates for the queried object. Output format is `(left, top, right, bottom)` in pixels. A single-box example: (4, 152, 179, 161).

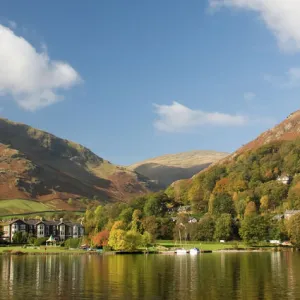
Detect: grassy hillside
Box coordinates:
(129, 151, 228, 187)
(0, 199, 52, 216)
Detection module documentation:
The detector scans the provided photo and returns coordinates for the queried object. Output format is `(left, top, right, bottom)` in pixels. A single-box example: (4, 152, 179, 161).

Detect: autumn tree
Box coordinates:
(244, 201, 257, 217)
(260, 195, 270, 212)
(92, 230, 110, 247)
(108, 221, 126, 250)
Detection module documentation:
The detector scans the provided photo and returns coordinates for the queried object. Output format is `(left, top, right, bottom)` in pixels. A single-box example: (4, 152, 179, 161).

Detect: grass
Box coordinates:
(0, 199, 52, 216)
(155, 240, 246, 251)
(0, 246, 87, 254)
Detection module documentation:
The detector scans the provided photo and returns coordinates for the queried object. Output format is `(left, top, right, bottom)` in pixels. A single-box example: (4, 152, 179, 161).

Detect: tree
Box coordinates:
(141, 216, 158, 237)
(124, 230, 142, 251)
(194, 215, 215, 241)
(286, 213, 300, 247)
(119, 207, 133, 225)
(131, 209, 142, 232)
(244, 201, 257, 217)
(260, 195, 270, 212)
(143, 193, 168, 217)
(142, 231, 154, 247)
(92, 230, 110, 247)
(239, 215, 268, 244)
(12, 231, 28, 244)
(214, 214, 232, 241)
(0, 227, 3, 240)
(210, 193, 235, 216)
(65, 238, 81, 248)
(108, 228, 126, 250)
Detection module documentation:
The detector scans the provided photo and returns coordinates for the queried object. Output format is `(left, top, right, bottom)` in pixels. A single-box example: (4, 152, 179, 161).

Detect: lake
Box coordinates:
(0, 252, 300, 300)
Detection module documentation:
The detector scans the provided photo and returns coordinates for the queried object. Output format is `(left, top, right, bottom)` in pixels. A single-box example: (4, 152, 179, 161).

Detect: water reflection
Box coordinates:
(1, 252, 300, 300)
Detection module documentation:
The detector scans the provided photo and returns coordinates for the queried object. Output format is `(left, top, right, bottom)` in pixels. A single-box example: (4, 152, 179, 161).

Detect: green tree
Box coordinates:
(210, 193, 235, 216)
(143, 193, 169, 217)
(119, 207, 133, 224)
(239, 215, 268, 244)
(286, 213, 300, 247)
(195, 215, 215, 241)
(214, 213, 232, 241)
(124, 230, 142, 251)
(131, 209, 142, 232)
(141, 216, 158, 237)
(142, 231, 154, 247)
(12, 231, 28, 244)
(65, 238, 81, 248)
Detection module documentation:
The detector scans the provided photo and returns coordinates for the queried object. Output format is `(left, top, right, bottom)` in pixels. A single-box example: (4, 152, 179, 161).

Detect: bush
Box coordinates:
(65, 238, 81, 249)
(34, 237, 48, 246)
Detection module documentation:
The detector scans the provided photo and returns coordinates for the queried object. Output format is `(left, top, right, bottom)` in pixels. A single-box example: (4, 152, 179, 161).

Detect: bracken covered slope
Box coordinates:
(0, 118, 157, 205)
(129, 150, 228, 187)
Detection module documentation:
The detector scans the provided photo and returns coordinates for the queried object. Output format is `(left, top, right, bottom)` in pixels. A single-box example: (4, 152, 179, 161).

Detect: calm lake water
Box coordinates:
(0, 252, 300, 300)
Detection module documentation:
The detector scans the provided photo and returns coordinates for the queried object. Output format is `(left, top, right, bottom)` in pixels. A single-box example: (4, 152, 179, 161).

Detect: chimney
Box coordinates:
(60, 218, 63, 223)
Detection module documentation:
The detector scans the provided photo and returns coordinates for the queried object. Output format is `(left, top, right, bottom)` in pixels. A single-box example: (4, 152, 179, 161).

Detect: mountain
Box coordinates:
(0, 118, 157, 209)
(169, 110, 300, 215)
(129, 150, 229, 187)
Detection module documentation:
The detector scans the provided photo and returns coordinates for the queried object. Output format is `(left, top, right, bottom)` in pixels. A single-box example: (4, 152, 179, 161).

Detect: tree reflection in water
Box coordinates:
(0, 252, 300, 300)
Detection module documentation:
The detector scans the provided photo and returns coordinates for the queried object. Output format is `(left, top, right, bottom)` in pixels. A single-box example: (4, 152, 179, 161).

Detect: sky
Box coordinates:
(1, 0, 300, 165)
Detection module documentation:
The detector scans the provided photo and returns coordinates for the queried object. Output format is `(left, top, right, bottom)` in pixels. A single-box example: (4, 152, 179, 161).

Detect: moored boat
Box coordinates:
(189, 248, 200, 255)
(175, 249, 188, 255)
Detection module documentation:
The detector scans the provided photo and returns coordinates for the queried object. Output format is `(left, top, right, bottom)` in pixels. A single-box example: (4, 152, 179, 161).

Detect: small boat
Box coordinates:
(175, 249, 188, 255)
(189, 248, 200, 255)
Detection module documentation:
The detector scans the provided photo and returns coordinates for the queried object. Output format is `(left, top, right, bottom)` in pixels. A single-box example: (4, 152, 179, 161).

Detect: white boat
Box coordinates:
(175, 249, 188, 255)
(189, 248, 200, 255)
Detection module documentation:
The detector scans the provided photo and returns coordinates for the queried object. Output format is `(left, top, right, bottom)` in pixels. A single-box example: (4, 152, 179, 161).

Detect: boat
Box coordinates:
(175, 249, 188, 255)
(189, 248, 200, 255)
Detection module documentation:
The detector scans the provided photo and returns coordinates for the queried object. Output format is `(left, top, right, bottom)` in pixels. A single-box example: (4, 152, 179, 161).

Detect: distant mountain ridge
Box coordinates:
(129, 150, 229, 187)
(0, 118, 158, 208)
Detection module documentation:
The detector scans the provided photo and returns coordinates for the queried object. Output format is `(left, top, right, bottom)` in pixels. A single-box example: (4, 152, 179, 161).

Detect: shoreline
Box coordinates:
(0, 246, 296, 256)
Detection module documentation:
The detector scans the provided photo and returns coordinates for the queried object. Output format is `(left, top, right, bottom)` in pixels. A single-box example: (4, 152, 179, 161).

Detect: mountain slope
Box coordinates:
(0, 118, 157, 206)
(169, 110, 300, 214)
(129, 150, 228, 187)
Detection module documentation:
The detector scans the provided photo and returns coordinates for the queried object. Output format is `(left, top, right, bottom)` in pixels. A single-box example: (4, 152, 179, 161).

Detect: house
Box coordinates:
(277, 175, 292, 185)
(177, 206, 191, 213)
(188, 217, 197, 224)
(1, 218, 84, 242)
(284, 210, 300, 220)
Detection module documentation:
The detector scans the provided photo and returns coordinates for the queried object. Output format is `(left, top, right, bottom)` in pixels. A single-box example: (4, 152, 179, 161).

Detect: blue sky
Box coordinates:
(1, 0, 300, 165)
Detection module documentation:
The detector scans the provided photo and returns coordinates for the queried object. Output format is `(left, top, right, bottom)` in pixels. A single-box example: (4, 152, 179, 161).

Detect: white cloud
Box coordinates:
(244, 92, 256, 102)
(153, 101, 247, 132)
(0, 24, 81, 111)
(209, 0, 300, 53)
(264, 67, 300, 88)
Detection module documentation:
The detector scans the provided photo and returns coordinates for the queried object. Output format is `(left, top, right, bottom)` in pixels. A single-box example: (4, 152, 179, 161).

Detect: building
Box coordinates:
(188, 217, 197, 224)
(277, 175, 292, 185)
(1, 218, 84, 242)
(284, 210, 300, 220)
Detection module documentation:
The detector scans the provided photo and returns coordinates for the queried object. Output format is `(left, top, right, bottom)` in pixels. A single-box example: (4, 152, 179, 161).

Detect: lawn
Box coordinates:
(155, 240, 245, 251)
(0, 199, 52, 216)
(0, 246, 87, 254)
